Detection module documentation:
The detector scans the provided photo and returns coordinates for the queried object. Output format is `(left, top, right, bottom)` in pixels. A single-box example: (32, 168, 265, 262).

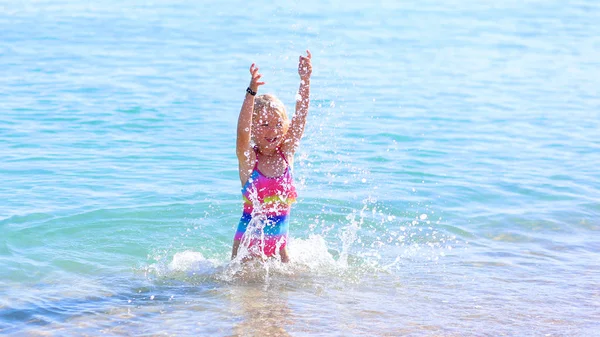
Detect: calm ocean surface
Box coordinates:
(1, 0, 599, 335)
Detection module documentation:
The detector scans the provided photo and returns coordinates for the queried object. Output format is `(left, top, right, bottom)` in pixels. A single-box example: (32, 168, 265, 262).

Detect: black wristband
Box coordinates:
(246, 87, 257, 96)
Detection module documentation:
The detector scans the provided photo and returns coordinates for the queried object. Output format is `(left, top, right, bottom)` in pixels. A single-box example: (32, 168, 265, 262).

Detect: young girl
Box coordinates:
(232, 50, 312, 263)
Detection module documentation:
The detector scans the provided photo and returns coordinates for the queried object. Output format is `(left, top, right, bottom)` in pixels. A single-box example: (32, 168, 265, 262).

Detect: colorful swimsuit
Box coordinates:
(234, 148, 297, 257)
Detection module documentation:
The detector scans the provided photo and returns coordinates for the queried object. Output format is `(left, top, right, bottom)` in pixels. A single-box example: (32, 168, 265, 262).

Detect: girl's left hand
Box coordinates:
(298, 50, 312, 81)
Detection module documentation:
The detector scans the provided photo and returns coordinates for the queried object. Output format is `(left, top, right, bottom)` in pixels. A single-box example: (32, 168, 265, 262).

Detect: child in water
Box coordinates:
(232, 50, 312, 263)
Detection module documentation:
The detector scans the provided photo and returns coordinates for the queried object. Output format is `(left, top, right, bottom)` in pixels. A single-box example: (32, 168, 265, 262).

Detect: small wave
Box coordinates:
(144, 235, 378, 286)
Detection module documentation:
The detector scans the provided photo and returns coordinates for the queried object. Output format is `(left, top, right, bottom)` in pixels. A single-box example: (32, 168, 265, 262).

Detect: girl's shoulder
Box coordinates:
(277, 147, 294, 168)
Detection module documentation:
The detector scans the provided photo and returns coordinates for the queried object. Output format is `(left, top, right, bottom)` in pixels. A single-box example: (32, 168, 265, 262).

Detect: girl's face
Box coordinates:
(253, 107, 288, 151)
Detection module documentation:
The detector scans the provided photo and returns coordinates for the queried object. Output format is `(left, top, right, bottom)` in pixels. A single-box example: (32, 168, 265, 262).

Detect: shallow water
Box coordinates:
(1, 0, 599, 335)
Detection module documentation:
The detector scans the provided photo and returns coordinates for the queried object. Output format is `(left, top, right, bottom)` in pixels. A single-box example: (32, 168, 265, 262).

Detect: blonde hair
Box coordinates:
(253, 94, 289, 124)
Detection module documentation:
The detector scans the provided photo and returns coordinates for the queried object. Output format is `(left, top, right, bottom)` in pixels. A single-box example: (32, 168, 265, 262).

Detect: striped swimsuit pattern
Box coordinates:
(234, 149, 297, 257)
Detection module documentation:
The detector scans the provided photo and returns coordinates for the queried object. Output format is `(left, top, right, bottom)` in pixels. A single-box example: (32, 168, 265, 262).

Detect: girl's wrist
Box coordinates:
(248, 80, 259, 92)
(246, 87, 257, 96)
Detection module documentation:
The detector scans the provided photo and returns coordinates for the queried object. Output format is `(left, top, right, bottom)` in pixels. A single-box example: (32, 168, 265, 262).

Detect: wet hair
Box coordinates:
(253, 94, 289, 124)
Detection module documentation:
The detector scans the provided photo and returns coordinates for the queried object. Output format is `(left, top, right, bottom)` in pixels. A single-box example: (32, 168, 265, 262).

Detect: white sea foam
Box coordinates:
(145, 233, 373, 285)
(168, 251, 219, 275)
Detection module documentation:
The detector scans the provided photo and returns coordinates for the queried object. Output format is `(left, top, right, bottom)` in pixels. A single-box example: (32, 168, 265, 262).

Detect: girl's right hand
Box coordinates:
(249, 63, 266, 93)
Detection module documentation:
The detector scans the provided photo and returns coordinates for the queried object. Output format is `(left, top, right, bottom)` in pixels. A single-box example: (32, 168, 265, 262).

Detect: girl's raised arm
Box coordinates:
(236, 64, 265, 184)
(283, 50, 312, 155)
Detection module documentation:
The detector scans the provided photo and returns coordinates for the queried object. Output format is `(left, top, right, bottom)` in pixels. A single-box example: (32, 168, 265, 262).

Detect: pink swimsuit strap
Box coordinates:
(253, 146, 290, 173)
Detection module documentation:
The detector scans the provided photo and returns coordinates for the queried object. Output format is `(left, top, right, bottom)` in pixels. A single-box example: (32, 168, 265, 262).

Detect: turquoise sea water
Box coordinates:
(1, 0, 599, 335)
